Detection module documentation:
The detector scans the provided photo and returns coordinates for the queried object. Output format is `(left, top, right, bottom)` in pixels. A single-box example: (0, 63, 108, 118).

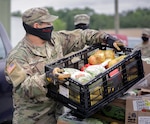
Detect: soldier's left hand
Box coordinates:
(113, 40, 125, 51)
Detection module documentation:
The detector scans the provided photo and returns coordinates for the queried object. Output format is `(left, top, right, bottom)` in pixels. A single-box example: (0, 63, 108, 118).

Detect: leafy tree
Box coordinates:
(11, 7, 150, 29)
(90, 14, 114, 30)
(53, 19, 66, 31)
(120, 8, 150, 28)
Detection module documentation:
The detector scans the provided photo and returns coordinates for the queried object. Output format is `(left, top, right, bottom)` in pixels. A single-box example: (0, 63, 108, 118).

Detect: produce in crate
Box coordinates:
(93, 50, 106, 64)
(69, 85, 115, 106)
(80, 59, 111, 71)
(70, 93, 103, 106)
(88, 55, 98, 65)
(63, 68, 91, 84)
(64, 63, 106, 84)
(88, 49, 127, 69)
(105, 49, 115, 60)
(80, 64, 91, 71)
(107, 55, 126, 68)
(84, 64, 106, 77)
(71, 71, 93, 84)
(88, 49, 115, 65)
(63, 63, 113, 106)
(63, 68, 80, 75)
(57, 51, 131, 107)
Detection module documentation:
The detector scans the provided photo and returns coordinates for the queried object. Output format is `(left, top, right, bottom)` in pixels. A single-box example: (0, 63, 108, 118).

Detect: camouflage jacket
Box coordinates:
(5, 29, 107, 124)
(134, 41, 150, 58)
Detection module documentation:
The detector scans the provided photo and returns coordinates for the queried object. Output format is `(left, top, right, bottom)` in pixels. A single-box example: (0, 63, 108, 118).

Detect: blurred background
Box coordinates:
(0, 0, 150, 48)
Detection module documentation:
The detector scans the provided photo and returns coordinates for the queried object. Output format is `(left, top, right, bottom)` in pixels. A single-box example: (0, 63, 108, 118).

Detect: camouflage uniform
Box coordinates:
(5, 7, 122, 124)
(134, 42, 150, 58)
(134, 28, 150, 58)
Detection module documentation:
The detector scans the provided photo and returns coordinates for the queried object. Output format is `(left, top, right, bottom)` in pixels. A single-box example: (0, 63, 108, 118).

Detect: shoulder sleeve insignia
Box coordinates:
(7, 62, 16, 74)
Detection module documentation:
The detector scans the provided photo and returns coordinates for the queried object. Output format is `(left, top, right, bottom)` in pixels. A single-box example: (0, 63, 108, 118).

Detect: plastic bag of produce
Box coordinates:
(84, 65, 106, 77)
(71, 71, 93, 84)
(63, 68, 80, 75)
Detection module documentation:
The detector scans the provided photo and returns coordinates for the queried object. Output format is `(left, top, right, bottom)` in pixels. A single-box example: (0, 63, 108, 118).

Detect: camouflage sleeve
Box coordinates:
(5, 51, 47, 98)
(57, 29, 107, 55)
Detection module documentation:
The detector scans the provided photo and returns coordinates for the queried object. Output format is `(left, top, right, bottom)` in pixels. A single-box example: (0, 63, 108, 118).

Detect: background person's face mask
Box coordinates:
(75, 24, 89, 30)
(23, 22, 53, 41)
(141, 36, 149, 42)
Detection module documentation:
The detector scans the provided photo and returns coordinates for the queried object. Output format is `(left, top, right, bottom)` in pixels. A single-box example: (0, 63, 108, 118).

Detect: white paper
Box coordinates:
(133, 100, 150, 111)
(59, 85, 69, 98)
(138, 116, 150, 124)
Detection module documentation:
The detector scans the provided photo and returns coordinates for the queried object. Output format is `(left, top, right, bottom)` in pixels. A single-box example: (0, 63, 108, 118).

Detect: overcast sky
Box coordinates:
(11, 0, 150, 14)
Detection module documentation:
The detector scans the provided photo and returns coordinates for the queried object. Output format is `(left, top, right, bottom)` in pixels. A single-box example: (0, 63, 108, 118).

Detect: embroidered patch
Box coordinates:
(7, 62, 16, 74)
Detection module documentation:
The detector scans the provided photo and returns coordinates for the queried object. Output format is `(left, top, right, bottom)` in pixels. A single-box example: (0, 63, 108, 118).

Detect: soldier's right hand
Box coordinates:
(52, 67, 71, 81)
(46, 67, 71, 84)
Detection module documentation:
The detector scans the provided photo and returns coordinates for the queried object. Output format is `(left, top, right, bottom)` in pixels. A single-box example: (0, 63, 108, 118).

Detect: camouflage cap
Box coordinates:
(142, 28, 150, 36)
(74, 14, 90, 25)
(22, 7, 58, 25)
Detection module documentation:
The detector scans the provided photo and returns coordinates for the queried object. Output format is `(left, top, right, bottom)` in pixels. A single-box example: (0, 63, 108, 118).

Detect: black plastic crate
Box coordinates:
(45, 45, 144, 118)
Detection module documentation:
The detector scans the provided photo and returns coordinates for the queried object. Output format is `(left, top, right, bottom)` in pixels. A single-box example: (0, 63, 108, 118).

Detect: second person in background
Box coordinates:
(134, 28, 150, 57)
(74, 14, 90, 30)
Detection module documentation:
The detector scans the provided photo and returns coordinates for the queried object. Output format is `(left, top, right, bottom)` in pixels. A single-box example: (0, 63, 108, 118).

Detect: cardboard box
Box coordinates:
(125, 96, 150, 124)
(142, 60, 150, 76)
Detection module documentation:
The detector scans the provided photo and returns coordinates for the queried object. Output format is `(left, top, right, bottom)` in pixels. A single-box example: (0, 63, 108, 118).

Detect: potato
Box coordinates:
(88, 55, 98, 65)
(108, 58, 118, 68)
(105, 49, 115, 60)
(94, 50, 106, 64)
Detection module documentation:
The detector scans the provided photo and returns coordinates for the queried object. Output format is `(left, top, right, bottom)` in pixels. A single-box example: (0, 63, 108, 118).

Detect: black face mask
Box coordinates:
(141, 36, 149, 42)
(23, 22, 53, 41)
(75, 24, 89, 30)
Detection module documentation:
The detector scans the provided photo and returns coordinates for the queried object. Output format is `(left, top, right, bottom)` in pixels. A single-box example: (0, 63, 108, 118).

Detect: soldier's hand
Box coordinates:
(52, 67, 71, 81)
(105, 34, 125, 51)
(46, 67, 71, 84)
(113, 40, 125, 51)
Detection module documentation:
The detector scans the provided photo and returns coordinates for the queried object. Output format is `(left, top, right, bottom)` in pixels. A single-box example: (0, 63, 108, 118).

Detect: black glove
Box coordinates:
(105, 34, 125, 51)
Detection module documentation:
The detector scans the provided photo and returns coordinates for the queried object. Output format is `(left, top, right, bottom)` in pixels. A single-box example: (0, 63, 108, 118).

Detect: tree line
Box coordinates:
(12, 7, 150, 31)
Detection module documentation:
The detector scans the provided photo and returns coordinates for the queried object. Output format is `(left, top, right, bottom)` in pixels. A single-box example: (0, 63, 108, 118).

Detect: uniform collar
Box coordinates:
(23, 36, 47, 57)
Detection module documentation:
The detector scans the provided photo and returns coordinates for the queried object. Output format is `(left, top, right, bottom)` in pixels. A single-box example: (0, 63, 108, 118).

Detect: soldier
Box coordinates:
(134, 28, 150, 76)
(134, 28, 150, 57)
(74, 14, 90, 30)
(5, 7, 124, 124)
(141, 28, 150, 44)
